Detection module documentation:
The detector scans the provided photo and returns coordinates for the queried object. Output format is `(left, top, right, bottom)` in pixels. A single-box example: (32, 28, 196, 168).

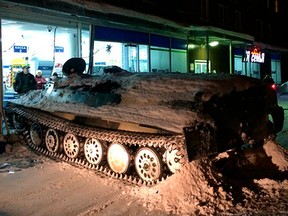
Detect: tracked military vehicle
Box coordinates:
(6, 58, 284, 185)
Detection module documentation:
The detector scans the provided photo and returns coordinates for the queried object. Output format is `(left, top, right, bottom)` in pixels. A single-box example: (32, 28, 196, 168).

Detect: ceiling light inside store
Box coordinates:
(209, 41, 219, 47)
(188, 44, 197, 49)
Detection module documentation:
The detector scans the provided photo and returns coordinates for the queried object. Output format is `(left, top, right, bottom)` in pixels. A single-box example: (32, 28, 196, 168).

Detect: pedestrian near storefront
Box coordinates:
(35, 70, 47, 90)
(50, 72, 59, 82)
(263, 74, 275, 85)
(13, 66, 37, 94)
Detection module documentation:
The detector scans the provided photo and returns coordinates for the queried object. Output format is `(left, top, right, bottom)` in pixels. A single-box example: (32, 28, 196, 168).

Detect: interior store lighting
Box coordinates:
(209, 41, 219, 47)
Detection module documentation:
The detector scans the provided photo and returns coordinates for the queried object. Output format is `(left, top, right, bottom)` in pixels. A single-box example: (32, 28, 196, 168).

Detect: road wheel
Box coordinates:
(12, 113, 25, 130)
(164, 148, 182, 173)
(84, 138, 106, 165)
(107, 143, 130, 174)
(134, 147, 163, 182)
(45, 128, 60, 153)
(30, 122, 43, 146)
(63, 133, 81, 159)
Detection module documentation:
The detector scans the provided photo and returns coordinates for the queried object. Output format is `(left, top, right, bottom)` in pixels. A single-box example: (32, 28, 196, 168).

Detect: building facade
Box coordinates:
(1, 0, 288, 85)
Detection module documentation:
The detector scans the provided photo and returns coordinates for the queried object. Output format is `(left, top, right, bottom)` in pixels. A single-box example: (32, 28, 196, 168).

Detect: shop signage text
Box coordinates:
(13, 45, 27, 53)
(55, 46, 64, 53)
(243, 47, 265, 63)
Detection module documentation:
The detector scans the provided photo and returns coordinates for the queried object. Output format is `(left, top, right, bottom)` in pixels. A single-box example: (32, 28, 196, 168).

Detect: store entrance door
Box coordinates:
(123, 44, 138, 72)
(194, 60, 210, 73)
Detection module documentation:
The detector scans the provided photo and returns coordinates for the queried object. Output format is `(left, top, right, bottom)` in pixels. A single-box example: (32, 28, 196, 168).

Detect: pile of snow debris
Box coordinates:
(129, 140, 288, 215)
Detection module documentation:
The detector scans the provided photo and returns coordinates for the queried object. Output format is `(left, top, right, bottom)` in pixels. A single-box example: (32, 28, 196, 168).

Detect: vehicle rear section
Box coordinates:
(184, 83, 284, 161)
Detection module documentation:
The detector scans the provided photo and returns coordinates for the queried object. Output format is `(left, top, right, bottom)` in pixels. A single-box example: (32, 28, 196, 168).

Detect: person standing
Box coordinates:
(50, 72, 59, 82)
(263, 74, 275, 85)
(35, 70, 47, 90)
(13, 66, 37, 94)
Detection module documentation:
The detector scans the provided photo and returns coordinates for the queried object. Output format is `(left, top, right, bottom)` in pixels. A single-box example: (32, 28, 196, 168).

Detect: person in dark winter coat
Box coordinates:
(50, 72, 59, 82)
(263, 74, 275, 85)
(13, 66, 37, 94)
(35, 70, 47, 90)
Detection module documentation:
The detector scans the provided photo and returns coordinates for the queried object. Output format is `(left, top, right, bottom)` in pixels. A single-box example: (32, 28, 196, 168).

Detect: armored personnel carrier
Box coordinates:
(6, 58, 284, 185)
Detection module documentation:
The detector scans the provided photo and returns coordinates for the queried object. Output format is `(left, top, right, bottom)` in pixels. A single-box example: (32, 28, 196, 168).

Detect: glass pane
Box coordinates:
(139, 45, 148, 72)
(234, 55, 243, 75)
(252, 63, 260, 79)
(1, 19, 80, 86)
(93, 41, 122, 74)
(271, 60, 281, 84)
(194, 60, 210, 73)
(81, 30, 90, 73)
(150, 47, 170, 73)
(171, 49, 187, 73)
(122, 44, 137, 72)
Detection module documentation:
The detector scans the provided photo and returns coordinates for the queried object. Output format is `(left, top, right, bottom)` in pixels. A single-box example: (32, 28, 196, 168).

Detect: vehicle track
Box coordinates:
(10, 105, 188, 186)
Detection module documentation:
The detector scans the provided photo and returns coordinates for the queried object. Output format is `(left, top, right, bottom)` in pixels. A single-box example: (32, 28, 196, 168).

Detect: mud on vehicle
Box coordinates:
(5, 58, 284, 185)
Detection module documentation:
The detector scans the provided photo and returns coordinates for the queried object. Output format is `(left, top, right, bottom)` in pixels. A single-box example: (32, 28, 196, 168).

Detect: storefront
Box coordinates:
(1, 17, 188, 90)
(1, 0, 287, 88)
(1, 20, 88, 83)
(92, 26, 187, 74)
(233, 45, 282, 84)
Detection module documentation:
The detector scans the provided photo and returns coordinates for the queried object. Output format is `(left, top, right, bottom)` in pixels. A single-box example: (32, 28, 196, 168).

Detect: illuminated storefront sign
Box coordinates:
(13, 45, 27, 53)
(55, 46, 64, 53)
(243, 47, 265, 63)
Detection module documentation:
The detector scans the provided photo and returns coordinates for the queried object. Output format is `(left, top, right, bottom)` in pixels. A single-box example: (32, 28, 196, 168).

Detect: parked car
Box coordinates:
(277, 81, 288, 95)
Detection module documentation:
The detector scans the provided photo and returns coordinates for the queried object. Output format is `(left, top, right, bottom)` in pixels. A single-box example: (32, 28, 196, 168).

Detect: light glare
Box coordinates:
(209, 41, 219, 47)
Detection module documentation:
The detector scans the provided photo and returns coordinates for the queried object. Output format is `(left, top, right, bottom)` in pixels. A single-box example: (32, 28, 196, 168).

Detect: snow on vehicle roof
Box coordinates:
(10, 72, 262, 133)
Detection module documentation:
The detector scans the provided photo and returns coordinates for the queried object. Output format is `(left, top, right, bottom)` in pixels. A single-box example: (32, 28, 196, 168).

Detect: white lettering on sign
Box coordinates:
(13, 45, 28, 53)
(244, 50, 250, 62)
(251, 52, 265, 63)
(14, 46, 26, 49)
(243, 48, 265, 63)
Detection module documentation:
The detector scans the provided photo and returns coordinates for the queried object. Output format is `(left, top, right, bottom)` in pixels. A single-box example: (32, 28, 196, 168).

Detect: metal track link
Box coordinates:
(11, 105, 188, 186)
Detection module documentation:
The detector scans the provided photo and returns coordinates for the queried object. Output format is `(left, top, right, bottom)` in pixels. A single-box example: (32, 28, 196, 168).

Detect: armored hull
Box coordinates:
(6, 59, 284, 185)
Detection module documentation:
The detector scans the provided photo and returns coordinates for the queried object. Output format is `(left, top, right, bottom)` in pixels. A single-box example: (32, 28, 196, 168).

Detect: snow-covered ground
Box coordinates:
(0, 133, 287, 215)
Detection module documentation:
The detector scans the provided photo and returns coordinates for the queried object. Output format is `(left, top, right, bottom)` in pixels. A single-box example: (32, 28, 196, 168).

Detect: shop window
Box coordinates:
(122, 44, 148, 72)
(171, 49, 187, 73)
(93, 41, 122, 74)
(139, 45, 149, 72)
(123, 43, 138, 72)
(81, 30, 90, 73)
(92, 41, 148, 73)
(271, 58, 281, 84)
(150, 47, 170, 73)
(194, 60, 210, 73)
(2, 19, 85, 86)
(234, 55, 244, 75)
